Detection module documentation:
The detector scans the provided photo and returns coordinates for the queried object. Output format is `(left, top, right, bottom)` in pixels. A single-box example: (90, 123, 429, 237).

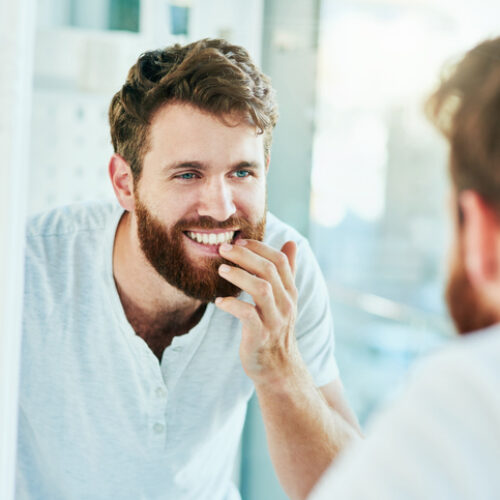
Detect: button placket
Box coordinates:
(155, 386, 166, 399)
(147, 365, 168, 448)
(150, 388, 168, 448)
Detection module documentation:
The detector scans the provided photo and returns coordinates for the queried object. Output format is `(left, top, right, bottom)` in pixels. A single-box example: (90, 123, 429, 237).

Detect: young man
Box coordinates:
(309, 37, 500, 500)
(17, 39, 360, 500)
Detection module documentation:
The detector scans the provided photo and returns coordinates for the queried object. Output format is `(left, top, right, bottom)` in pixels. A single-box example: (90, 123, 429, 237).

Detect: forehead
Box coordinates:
(145, 102, 264, 166)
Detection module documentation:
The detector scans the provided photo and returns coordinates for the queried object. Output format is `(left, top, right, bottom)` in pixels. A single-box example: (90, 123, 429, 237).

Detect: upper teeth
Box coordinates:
(187, 231, 235, 245)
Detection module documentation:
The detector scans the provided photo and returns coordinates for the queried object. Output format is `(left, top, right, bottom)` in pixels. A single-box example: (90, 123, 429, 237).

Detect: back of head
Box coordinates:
(109, 38, 278, 180)
(426, 37, 500, 209)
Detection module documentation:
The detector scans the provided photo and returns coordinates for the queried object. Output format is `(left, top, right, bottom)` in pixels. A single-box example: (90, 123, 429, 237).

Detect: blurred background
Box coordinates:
(5, 0, 500, 498)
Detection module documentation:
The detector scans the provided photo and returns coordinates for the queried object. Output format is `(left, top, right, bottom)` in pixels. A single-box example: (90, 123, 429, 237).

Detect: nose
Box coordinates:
(197, 177, 236, 221)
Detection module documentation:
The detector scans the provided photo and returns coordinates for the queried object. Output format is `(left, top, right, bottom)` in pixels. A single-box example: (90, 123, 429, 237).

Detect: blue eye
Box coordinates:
(178, 172, 196, 180)
(234, 170, 250, 178)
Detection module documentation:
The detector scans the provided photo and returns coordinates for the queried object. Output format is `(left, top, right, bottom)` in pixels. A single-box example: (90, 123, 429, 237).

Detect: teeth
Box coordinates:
(187, 231, 235, 245)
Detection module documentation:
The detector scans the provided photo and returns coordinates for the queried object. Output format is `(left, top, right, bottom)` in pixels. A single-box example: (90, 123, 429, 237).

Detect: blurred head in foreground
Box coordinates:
(426, 37, 500, 333)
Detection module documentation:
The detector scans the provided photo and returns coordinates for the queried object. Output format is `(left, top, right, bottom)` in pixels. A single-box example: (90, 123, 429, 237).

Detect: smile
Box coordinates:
(185, 230, 236, 245)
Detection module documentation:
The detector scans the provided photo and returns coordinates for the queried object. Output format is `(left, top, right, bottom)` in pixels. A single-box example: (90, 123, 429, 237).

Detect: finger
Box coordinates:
(218, 264, 279, 324)
(214, 296, 260, 327)
(280, 241, 297, 278)
(230, 239, 296, 294)
(219, 243, 288, 306)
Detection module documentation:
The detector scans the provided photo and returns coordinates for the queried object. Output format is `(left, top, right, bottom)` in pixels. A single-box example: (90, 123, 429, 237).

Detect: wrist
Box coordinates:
(252, 356, 313, 396)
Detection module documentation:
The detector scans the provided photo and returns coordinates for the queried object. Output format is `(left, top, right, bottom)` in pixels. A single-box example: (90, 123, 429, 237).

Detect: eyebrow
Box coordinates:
(165, 160, 261, 172)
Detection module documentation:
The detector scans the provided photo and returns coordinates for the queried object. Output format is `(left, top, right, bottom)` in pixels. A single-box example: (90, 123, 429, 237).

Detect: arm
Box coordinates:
(216, 239, 362, 500)
(256, 376, 362, 500)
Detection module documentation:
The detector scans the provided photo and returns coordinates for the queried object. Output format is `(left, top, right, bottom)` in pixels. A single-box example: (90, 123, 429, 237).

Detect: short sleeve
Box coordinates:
(294, 239, 339, 387)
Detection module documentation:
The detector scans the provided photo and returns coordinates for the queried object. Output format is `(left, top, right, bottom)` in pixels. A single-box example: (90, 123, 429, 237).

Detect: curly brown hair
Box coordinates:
(426, 37, 500, 209)
(109, 38, 279, 181)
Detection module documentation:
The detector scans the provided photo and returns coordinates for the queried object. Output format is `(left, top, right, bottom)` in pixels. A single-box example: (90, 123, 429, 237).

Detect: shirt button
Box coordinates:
(155, 387, 166, 398)
(153, 422, 165, 434)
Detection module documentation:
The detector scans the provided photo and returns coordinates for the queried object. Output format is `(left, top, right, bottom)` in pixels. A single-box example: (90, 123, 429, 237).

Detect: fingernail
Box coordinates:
(219, 264, 231, 273)
(220, 243, 232, 252)
(215, 297, 223, 305)
(235, 239, 247, 246)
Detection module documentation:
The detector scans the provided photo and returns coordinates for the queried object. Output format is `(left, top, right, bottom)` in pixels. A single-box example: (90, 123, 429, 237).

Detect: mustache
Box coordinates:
(175, 215, 252, 231)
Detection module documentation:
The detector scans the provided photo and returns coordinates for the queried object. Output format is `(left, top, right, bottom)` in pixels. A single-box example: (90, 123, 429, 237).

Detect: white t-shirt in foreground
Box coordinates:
(17, 201, 339, 500)
(309, 325, 500, 500)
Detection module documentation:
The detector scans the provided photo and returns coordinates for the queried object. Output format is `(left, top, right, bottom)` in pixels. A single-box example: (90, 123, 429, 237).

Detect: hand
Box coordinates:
(216, 239, 306, 387)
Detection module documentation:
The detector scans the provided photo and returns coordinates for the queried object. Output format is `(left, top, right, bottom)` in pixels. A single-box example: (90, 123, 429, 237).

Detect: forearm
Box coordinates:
(255, 367, 361, 500)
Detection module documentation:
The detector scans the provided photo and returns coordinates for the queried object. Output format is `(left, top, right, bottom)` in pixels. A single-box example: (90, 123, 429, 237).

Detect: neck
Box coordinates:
(112, 211, 204, 337)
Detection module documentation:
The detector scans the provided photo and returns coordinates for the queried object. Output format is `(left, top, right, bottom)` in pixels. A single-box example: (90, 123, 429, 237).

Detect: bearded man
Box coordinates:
(17, 39, 361, 500)
(309, 36, 500, 500)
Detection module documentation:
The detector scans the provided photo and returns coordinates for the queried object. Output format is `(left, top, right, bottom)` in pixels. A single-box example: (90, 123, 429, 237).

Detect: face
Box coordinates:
(133, 102, 268, 302)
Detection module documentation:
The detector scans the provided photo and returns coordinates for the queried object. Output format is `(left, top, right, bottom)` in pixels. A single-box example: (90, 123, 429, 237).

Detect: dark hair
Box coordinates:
(109, 38, 278, 180)
(426, 37, 500, 210)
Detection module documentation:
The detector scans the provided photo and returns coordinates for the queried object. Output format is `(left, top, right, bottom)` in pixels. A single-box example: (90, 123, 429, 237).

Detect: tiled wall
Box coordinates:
(29, 87, 115, 215)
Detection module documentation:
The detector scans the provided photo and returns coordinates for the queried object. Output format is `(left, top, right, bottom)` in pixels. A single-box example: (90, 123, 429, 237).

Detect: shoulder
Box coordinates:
(264, 212, 324, 288)
(26, 201, 122, 241)
(23, 201, 123, 319)
(413, 325, 500, 392)
(310, 327, 500, 500)
(24, 201, 123, 280)
(404, 327, 500, 426)
(376, 327, 500, 433)
(264, 212, 308, 249)
(264, 212, 317, 271)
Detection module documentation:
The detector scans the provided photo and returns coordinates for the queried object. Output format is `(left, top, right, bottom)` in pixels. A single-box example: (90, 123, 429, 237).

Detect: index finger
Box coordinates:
(235, 239, 297, 294)
(280, 241, 297, 278)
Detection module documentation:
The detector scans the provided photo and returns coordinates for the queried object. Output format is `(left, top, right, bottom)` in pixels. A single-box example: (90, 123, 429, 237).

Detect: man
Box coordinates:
(17, 39, 360, 500)
(309, 37, 500, 500)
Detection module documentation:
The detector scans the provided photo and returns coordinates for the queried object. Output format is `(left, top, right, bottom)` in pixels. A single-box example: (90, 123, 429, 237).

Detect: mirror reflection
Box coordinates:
(10, 1, 499, 499)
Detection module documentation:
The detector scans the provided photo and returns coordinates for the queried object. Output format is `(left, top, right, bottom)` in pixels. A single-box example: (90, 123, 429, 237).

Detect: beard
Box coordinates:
(134, 195, 266, 302)
(445, 250, 498, 335)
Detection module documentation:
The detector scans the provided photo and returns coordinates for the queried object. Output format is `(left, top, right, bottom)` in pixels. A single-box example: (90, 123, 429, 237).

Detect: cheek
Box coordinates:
(151, 187, 201, 219)
(236, 185, 266, 216)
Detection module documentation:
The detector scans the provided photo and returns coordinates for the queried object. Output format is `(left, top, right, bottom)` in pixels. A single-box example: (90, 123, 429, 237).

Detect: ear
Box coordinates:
(265, 155, 270, 173)
(109, 154, 135, 212)
(460, 190, 500, 289)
